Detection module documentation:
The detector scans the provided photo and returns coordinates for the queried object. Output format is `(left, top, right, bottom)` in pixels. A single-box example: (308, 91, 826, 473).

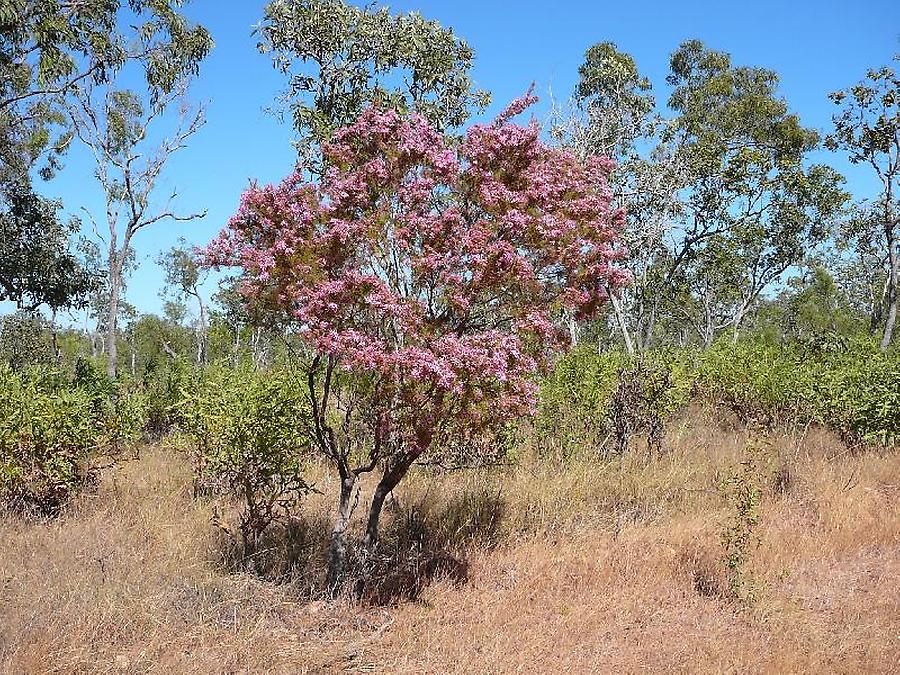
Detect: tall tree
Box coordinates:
(826, 56, 900, 349)
(158, 239, 208, 364)
(66, 44, 210, 377)
(0, 0, 212, 187)
(258, 0, 490, 167)
(1, 1, 211, 376)
(0, 180, 97, 312)
(550, 41, 686, 352)
(665, 40, 846, 343)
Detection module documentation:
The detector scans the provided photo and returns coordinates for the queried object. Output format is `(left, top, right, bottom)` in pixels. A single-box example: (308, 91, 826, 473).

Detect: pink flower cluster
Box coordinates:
(202, 95, 628, 452)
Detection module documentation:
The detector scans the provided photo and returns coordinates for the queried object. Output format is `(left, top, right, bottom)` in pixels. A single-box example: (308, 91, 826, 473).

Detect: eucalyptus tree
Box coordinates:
(258, 0, 490, 168)
(826, 56, 900, 349)
(665, 40, 846, 342)
(0, 181, 97, 312)
(555, 40, 846, 349)
(1, 1, 212, 376)
(0, 0, 212, 188)
(549, 41, 686, 352)
(68, 77, 208, 378)
(158, 240, 208, 364)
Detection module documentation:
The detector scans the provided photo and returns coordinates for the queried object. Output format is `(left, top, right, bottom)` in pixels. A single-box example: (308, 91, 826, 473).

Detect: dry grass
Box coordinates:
(1, 407, 897, 673)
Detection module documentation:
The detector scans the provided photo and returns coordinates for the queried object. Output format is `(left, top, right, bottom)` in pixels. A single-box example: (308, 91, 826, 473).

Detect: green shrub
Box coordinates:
(537, 336, 898, 457)
(719, 437, 768, 602)
(176, 365, 315, 550)
(697, 339, 808, 425)
(0, 364, 144, 515)
(535, 347, 625, 457)
(697, 336, 900, 446)
(807, 341, 900, 445)
(142, 357, 191, 438)
(536, 347, 695, 458)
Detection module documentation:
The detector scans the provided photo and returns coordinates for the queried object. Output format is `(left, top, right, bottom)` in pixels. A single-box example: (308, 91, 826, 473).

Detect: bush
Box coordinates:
(536, 346, 695, 458)
(141, 357, 191, 439)
(697, 336, 900, 445)
(0, 363, 144, 515)
(536, 336, 898, 458)
(176, 365, 315, 552)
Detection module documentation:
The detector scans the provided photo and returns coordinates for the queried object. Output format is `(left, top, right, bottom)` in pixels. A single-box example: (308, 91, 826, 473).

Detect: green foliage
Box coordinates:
(665, 40, 847, 344)
(141, 357, 191, 438)
(0, 361, 145, 515)
(776, 265, 865, 340)
(698, 336, 900, 445)
(176, 365, 315, 548)
(538, 337, 899, 458)
(0, 182, 98, 312)
(826, 55, 899, 350)
(536, 347, 695, 458)
(0, 0, 212, 186)
(0, 311, 55, 369)
(258, 0, 489, 164)
(698, 339, 806, 425)
(719, 436, 767, 602)
(572, 40, 656, 158)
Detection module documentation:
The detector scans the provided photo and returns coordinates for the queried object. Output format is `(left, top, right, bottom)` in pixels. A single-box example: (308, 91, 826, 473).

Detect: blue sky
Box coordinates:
(36, 0, 900, 322)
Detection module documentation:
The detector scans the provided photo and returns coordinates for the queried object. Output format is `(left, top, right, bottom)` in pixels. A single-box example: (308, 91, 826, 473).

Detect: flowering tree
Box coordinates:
(204, 93, 628, 587)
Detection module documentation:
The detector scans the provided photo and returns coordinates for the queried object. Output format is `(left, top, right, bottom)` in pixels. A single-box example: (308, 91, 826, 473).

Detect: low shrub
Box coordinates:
(536, 346, 695, 458)
(175, 365, 315, 554)
(538, 336, 898, 459)
(0, 363, 145, 515)
(141, 357, 191, 439)
(697, 336, 900, 445)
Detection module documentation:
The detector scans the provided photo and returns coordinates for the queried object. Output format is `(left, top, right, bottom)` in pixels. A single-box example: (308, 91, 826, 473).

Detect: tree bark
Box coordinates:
(870, 274, 888, 336)
(609, 291, 635, 355)
(731, 301, 749, 343)
(881, 236, 898, 350)
(197, 295, 208, 364)
(880, 195, 897, 350)
(106, 248, 120, 379)
(362, 453, 417, 549)
(326, 473, 358, 593)
(567, 313, 579, 347)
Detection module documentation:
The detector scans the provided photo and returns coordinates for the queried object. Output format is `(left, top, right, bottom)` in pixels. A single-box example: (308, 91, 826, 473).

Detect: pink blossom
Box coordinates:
(201, 99, 628, 458)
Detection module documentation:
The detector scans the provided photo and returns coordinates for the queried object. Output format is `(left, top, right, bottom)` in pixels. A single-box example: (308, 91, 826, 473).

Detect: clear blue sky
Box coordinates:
(37, 0, 900, 322)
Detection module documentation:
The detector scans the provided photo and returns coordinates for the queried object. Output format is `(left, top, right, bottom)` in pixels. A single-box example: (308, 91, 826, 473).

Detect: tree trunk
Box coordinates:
(195, 292, 208, 365)
(609, 292, 635, 355)
(870, 274, 887, 336)
(326, 473, 358, 593)
(232, 326, 241, 367)
(106, 253, 120, 379)
(881, 238, 898, 350)
(731, 302, 748, 343)
(878, 190, 897, 350)
(567, 313, 579, 347)
(50, 310, 61, 365)
(362, 454, 416, 549)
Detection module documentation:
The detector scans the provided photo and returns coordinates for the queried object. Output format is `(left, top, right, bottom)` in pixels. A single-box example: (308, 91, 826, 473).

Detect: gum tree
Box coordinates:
(2, 1, 212, 377)
(0, 0, 213, 187)
(68, 78, 208, 378)
(158, 240, 209, 364)
(204, 95, 628, 588)
(258, 0, 490, 168)
(549, 41, 685, 351)
(826, 56, 900, 349)
(666, 40, 846, 343)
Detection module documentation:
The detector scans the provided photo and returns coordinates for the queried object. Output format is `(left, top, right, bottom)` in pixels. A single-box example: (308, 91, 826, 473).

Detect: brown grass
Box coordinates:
(1, 407, 898, 673)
